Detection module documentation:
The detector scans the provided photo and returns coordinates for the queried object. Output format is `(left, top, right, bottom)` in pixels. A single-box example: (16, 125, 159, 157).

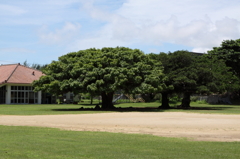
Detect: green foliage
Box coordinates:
(153, 93, 161, 100)
(56, 98, 61, 104)
(196, 100, 208, 104)
(169, 95, 181, 104)
(33, 47, 166, 108)
(149, 52, 173, 92)
(167, 51, 223, 95)
(208, 39, 240, 78)
(81, 93, 91, 99)
(150, 50, 232, 108)
(153, 50, 234, 108)
(190, 96, 198, 102)
(195, 55, 233, 94)
(208, 39, 240, 92)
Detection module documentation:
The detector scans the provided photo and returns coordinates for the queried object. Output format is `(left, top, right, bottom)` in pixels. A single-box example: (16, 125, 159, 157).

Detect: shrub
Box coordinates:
(196, 100, 207, 104)
(190, 96, 198, 102)
(169, 95, 181, 104)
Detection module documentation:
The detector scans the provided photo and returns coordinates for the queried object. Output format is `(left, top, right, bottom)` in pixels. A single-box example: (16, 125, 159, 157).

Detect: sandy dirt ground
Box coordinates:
(0, 112, 240, 142)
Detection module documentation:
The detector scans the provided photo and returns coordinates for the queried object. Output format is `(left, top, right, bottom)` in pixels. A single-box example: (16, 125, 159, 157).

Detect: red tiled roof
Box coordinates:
(0, 64, 44, 85)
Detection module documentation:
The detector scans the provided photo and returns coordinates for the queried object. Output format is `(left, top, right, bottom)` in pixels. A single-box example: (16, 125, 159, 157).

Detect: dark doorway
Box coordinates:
(0, 86, 6, 104)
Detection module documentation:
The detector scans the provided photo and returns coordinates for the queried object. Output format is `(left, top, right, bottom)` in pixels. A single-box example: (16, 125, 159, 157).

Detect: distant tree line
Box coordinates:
(32, 39, 240, 109)
(23, 60, 48, 71)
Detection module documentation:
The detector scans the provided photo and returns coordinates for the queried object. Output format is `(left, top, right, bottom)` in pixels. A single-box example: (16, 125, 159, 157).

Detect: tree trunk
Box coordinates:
(101, 92, 115, 109)
(90, 95, 93, 105)
(180, 92, 191, 108)
(159, 92, 170, 109)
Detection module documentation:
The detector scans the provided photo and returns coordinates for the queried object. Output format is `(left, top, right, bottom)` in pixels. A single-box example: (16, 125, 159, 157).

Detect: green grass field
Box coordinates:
(0, 125, 240, 159)
(0, 101, 240, 115)
(0, 102, 240, 158)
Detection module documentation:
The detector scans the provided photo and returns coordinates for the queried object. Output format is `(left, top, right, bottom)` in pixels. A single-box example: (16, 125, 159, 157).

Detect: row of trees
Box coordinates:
(152, 50, 236, 108)
(23, 60, 48, 71)
(33, 39, 240, 109)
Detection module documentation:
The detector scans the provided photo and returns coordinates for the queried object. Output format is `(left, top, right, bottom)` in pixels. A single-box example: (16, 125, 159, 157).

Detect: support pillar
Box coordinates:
(66, 92, 71, 100)
(6, 85, 11, 104)
(38, 91, 42, 104)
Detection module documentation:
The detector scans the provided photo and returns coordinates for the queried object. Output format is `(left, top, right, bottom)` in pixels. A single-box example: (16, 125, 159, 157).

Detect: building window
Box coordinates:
(0, 86, 6, 104)
(11, 86, 38, 104)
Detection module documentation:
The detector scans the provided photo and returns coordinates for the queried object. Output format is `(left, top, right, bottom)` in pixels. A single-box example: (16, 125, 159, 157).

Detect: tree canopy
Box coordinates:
(33, 47, 166, 109)
(208, 39, 240, 78)
(208, 39, 240, 95)
(152, 50, 233, 108)
(33, 40, 240, 108)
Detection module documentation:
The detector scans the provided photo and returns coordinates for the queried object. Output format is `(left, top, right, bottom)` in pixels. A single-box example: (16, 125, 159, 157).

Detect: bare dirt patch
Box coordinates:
(1, 112, 240, 142)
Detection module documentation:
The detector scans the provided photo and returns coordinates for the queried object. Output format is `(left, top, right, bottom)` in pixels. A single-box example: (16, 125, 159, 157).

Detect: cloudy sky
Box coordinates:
(1, 0, 240, 65)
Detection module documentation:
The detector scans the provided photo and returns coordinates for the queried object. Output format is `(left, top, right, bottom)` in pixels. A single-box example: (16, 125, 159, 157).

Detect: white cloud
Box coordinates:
(69, 23, 127, 51)
(38, 22, 81, 44)
(78, 0, 240, 52)
(1, 0, 240, 66)
(71, 36, 125, 51)
(0, 0, 86, 25)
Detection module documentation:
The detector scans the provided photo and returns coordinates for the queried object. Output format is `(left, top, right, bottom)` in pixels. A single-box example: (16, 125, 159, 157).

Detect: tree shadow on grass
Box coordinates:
(51, 104, 233, 112)
(174, 106, 233, 110)
(52, 107, 164, 112)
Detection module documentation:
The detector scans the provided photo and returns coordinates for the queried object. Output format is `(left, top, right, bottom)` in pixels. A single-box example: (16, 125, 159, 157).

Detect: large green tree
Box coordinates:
(176, 53, 232, 107)
(208, 39, 240, 78)
(33, 47, 166, 109)
(165, 50, 199, 108)
(149, 52, 173, 108)
(208, 39, 240, 95)
(155, 50, 232, 108)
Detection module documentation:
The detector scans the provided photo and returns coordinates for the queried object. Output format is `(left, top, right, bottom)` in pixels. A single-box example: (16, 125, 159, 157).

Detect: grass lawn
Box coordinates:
(0, 125, 240, 159)
(0, 101, 240, 115)
(0, 104, 104, 115)
(1, 102, 240, 158)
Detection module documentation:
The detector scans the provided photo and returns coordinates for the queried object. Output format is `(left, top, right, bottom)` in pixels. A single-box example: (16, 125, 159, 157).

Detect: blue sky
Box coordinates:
(1, 0, 240, 65)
